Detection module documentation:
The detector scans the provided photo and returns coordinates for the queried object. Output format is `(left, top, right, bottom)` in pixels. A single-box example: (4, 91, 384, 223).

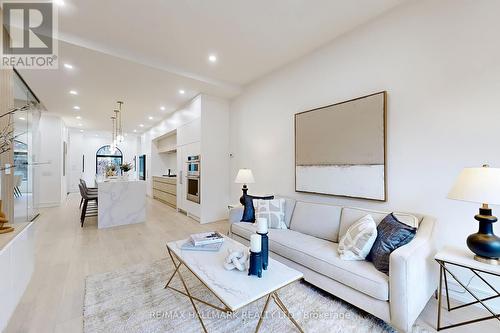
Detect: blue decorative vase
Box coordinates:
(248, 251, 263, 278)
(258, 232, 269, 270)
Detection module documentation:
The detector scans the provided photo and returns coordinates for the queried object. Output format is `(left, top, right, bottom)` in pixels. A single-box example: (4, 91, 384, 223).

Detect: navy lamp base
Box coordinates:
(239, 185, 248, 205)
(468, 205, 500, 265)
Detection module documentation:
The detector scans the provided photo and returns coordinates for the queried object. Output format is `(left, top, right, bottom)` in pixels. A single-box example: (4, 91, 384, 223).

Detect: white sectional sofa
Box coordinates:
(229, 197, 437, 332)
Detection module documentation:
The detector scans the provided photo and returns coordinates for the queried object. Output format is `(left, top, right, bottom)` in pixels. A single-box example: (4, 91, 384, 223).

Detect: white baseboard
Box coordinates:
(445, 280, 500, 313)
(36, 202, 60, 208)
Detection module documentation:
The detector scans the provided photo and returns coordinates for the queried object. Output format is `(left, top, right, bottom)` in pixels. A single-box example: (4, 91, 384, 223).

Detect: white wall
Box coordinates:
(67, 129, 140, 192)
(201, 95, 230, 223)
(229, 0, 500, 306)
(36, 114, 65, 207)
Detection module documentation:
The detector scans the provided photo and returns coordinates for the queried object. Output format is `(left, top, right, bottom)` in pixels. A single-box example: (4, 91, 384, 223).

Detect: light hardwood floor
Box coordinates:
(4, 194, 499, 333)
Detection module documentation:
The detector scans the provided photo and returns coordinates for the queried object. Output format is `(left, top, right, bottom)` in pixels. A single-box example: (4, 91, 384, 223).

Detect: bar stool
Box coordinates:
(78, 183, 98, 227)
(79, 179, 98, 208)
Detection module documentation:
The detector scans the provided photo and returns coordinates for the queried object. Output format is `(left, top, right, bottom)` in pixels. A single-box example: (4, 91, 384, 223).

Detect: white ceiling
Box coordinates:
(18, 0, 406, 132)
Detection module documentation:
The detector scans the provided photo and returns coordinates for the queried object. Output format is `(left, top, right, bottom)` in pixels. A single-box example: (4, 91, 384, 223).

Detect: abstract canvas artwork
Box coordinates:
(295, 91, 386, 201)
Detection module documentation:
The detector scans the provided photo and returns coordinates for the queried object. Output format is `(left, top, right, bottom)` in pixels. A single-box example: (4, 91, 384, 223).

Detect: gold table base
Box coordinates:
(164, 247, 304, 333)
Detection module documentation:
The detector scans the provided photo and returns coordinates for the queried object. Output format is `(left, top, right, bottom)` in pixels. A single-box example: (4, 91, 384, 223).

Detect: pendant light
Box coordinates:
(116, 101, 124, 143)
(110, 114, 117, 154)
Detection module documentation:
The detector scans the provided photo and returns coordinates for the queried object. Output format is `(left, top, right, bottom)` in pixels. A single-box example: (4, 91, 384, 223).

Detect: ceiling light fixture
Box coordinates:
(133, 129, 137, 133)
(18, 117, 25, 120)
(76, 116, 81, 120)
(160, 106, 165, 111)
(114, 101, 124, 143)
(139, 124, 144, 128)
(64, 63, 73, 69)
(110, 101, 125, 154)
(73, 106, 80, 110)
(78, 123, 82, 127)
(179, 89, 185, 95)
(80, 129, 84, 132)
(148, 116, 153, 120)
(69, 90, 78, 95)
(208, 54, 217, 63)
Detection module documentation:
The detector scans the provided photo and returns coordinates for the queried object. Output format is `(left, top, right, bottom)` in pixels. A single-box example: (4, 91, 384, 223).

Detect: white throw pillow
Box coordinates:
(338, 214, 377, 261)
(254, 199, 287, 229)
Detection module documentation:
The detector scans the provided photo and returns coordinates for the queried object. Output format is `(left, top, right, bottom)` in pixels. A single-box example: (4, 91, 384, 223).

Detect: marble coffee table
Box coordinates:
(165, 236, 304, 333)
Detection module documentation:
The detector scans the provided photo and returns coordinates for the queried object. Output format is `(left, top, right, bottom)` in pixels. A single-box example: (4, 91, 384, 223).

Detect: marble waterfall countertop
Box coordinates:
(97, 179, 146, 229)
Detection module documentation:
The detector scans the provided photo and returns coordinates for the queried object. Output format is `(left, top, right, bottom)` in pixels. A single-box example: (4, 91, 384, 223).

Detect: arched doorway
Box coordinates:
(96, 145, 123, 177)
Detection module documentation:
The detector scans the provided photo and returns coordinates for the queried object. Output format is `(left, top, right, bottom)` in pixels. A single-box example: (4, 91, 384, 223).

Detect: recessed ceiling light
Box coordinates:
(95, 134, 99, 137)
(160, 106, 165, 111)
(69, 90, 78, 95)
(79, 129, 84, 132)
(54, 0, 65, 6)
(76, 116, 81, 120)
(179, 89, 185, 95)
(18, 117, 25, 120)
(208, 54, 217, 63)
(148, 116, 153, 120)
(64, 63, 73, 69)
(133, 129, 137, 133)
(139, 124, 144, 128)
(78, 123, 82, 127)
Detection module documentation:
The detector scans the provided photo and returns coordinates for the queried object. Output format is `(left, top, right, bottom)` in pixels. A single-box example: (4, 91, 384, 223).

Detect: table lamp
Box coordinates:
(448, 165, 500, 265)
(235, 169, 255, 205)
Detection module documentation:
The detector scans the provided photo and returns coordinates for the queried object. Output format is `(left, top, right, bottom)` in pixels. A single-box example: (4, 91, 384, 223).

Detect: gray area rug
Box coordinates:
(84, 258, 428, 333)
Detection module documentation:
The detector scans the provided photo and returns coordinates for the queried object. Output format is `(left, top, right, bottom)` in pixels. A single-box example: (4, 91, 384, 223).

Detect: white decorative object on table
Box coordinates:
(256, 217, 268, 234)
(250, 234, 262, 252)
(223, 249, 248, 271)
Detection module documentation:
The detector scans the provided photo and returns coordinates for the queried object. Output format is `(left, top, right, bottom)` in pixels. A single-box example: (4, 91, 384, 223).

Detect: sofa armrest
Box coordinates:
(389, 216, 438, 332)
(229, 206, 244, 224)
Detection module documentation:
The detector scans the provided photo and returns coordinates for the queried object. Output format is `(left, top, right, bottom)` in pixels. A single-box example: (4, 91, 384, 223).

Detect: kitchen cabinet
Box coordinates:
(152, 176, 177, 208)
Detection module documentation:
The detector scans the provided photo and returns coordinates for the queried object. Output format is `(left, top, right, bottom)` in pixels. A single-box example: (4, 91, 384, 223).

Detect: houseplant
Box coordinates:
(120, 162, 133, 179)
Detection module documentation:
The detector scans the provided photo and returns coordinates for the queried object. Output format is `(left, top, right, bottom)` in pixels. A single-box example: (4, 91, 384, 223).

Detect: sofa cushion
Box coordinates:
(230, 222, 388, 301)
(254, 198, 287, 229)
(367, 213, 417, 275)
(339, 207, 421, 240)
(338, 214, 378, 261)
(289, 201, 342, 242)
(275, 195, 296, 228)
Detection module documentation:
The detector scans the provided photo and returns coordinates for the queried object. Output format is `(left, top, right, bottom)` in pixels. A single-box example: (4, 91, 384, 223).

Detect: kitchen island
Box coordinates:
(97, 179, 146, 229)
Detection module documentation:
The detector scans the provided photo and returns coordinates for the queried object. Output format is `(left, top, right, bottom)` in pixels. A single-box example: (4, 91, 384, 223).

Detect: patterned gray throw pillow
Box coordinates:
(254, 199, 287, 229)
(367, 213, 417, 275)
(338, 214, 378, 261)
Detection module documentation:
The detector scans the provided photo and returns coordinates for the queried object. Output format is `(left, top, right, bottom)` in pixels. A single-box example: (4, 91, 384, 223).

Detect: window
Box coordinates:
(96, 145, 123, 176)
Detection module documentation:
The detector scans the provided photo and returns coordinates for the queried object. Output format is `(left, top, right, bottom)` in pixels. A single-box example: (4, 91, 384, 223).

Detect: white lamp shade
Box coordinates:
(235, 169, 255, 184)
(448, 167, 500, 205)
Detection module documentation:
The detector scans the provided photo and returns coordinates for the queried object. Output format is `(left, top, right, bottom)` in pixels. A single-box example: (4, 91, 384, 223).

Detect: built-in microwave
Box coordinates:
(187, 155, 200, 177)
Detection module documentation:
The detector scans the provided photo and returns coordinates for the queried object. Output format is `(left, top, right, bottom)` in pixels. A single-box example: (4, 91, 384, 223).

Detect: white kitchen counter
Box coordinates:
(97, 179, 146, 229)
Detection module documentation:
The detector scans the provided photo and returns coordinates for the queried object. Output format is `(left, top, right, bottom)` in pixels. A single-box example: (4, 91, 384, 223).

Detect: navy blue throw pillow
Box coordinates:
(367, 213, 417, 275)
(241, 194, 274, 222)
